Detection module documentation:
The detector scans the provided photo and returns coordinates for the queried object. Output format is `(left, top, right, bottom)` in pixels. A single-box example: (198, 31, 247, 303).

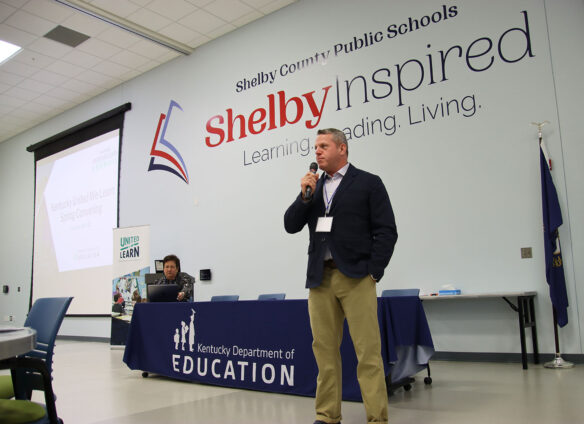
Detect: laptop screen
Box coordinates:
(147, 284, 180, 302)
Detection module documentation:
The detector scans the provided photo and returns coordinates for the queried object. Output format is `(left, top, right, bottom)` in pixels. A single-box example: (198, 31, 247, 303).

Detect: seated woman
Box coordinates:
(154, 254, 195, 302)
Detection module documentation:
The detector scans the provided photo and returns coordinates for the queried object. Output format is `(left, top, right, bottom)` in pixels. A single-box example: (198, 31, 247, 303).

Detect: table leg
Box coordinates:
(517, 298, 528, 370)
(529, 297, 540, 364)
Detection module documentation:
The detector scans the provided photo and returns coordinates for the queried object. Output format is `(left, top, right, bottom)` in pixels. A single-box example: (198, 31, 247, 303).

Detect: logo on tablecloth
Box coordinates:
(169, 307, 297, 387)
(173, 308, 195, 352)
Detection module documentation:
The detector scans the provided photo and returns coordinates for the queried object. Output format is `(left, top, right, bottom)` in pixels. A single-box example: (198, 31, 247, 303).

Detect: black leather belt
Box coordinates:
(324, 259, 337, 269)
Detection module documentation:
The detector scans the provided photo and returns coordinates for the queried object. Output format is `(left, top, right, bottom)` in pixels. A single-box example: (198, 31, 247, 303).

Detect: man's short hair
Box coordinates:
(317, 128, 348, 155)
(163, 254, 181, 272)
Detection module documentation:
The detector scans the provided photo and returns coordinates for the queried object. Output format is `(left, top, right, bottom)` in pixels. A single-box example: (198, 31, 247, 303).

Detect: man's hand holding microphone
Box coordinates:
(301, 162, 319, 201)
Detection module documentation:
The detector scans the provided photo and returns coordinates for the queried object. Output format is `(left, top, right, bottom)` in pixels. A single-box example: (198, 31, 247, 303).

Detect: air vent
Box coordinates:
(44, 25, 90, 48)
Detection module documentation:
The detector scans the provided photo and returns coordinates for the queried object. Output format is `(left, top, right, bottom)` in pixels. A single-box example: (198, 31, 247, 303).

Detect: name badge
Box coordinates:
(316, 216, 333, 232)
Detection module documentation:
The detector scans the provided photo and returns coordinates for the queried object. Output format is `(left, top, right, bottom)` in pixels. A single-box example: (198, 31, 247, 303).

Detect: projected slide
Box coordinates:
(33, 130, 119, 314)
(42, 136, 118, 271)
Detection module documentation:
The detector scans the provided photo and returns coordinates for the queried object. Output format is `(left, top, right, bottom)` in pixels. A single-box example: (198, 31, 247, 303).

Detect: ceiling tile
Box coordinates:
(90, 0, 141, 18)
(0, 70, 24, 85)
(127, 7, 173, 31)
(158, 22, 201, 45)
(77, 37, 122, 59)
(61, 78, 100, 94)
(45, 60, 85, 78)
(128, 0, 154, 6)
(135, 59, 161, 73)
(0, 23, 37, 47)
(109, 49, 151, 68)
(129, 39, 170, 60)
(119, 68, 142, 80)
(0, 3, 17, 21)
(10, 107, 40, 120)
(241, 0, 276, 8)
(17, 78, 54, 94)
(231, 10, 263, 27)
(5, 86, 40, 101)
(188, 33, 210, 47)
(60, 10, 111, 37)
(0, 94, 25, 107)
(29, 69, 69, 86)
(18, 100, 54, 114)
(147, 0, 197, 21)
(45, 86, 86, 102)
(32, 94, 67, 108)
(0, 59, 38, 77)
(0, 0, 28, 9)
(22, 0, 75, 24)
(91, 60, 131, 77)
(75, 68, 118, 88)
(96, 27, 142, 49)
(60, 49, 103, 69)
(3, 10, 56, 37)
(12, 49, 55, 70)
(179, 8, 226, 34)
(185, 0, 216, 7)
(156, 50, 181, 63)
(259, 0, 295, 14)
(26, 37, 73, 59)
(206, 22, 236, 39)
(204, 0, 254, 22)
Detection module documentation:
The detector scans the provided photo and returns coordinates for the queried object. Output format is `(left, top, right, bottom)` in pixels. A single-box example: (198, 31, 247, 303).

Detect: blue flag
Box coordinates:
(540, 147, 568, 327)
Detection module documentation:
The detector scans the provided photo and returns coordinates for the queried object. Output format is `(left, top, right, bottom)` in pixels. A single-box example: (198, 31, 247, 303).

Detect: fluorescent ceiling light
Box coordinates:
(0, 39, 22, 65)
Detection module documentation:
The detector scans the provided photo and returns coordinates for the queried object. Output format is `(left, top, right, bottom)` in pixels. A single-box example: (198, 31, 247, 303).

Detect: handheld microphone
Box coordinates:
(305, 162, 318, 200)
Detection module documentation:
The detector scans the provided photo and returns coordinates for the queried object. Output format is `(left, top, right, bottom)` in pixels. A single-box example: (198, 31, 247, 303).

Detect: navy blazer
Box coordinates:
(284, 164, 397, 288)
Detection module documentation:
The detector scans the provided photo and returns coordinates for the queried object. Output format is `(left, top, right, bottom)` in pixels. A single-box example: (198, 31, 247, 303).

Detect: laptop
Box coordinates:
(147, 284, 180, 302)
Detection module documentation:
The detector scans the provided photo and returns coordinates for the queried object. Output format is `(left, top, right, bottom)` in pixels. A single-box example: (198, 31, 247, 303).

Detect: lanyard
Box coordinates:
(323, 175, 340, 216)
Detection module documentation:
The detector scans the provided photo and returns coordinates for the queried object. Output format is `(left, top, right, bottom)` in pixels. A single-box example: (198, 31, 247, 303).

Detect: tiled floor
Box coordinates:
(24, 341, 584, 423)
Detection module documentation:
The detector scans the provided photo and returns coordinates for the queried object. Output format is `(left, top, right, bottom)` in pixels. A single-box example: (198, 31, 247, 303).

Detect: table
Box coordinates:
(420, 291, 539, 369)
(0, 326, 60, 424)
(0, 327, 36, 360)
(123, 297, 434, 401)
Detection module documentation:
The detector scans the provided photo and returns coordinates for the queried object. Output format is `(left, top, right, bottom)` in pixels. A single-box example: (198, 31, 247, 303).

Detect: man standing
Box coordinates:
(155, 254, 195, 302)
(284, 128, 397, 424)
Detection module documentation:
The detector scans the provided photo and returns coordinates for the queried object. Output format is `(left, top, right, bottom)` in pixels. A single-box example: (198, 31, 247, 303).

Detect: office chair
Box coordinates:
(257, 293, 286, 300)
(6, 297, 73, 401)
(380, 288, 431, 393)
(210, 295, 239, 302)
(381, 288, 420, 297)
(0, 354, 63, 423)
(0, 398, 50, 423)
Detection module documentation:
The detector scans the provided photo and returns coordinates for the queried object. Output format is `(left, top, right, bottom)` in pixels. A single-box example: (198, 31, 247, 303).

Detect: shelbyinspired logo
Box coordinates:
(148, 100, 189, 183)
(174, 309, 196, 352)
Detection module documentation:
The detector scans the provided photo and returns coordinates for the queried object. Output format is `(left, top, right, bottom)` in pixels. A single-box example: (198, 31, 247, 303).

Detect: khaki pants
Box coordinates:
(308, 267, 389, 424)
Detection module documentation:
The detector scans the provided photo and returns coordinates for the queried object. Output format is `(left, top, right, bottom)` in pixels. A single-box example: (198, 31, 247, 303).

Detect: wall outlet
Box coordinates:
(3, 315, 13, 322)
(521, 247, 533, 258)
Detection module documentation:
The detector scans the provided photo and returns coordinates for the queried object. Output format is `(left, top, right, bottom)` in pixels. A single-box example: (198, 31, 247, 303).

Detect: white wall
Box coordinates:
(0, 0, 582, 354)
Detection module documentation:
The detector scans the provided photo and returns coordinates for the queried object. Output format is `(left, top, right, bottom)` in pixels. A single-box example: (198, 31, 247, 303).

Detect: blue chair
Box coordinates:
(380, 288, 432, 392)
(258, 293, 286, 300)
(381, 288, 420, 297)
(210, 295, 239, 302)
(0, 297, 72, 423)
(9, 297, 73, 400)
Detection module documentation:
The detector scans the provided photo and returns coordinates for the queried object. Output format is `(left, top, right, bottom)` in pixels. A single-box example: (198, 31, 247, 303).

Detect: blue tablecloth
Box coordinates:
(123, 297, 433, 401)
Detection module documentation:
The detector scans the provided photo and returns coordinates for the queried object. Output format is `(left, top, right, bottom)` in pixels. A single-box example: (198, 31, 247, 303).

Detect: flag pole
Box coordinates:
(544, 308, 573, 368)
(531, 121, 574, 369)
